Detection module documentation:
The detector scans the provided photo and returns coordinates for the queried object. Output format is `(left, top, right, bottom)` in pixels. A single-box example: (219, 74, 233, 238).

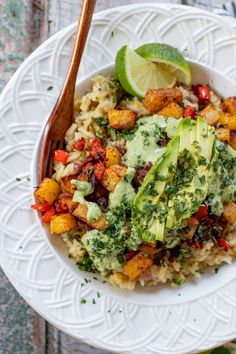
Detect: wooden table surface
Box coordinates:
(0, 0, 231, 353)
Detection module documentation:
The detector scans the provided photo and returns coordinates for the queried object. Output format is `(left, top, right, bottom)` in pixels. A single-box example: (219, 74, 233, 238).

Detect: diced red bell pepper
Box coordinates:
(218, 238, 229, 252)
(192, 84, 210, 103)
(41, 208, 55, 223)
(94, 161, 106, 181)
(91, 138, 102, 150)
(90, 138, 105, 159)
(54, 150, 69, 164)
(74, 137, 85, 151)
(55, 198, 69, 213)
(182, 105, 196, 119)
(198, 85, 210, 101)
(31, 203, 53, 212)
(125, 251, 137, 261)
(192, 241, 201, 249)
(194, 204, 208, 219)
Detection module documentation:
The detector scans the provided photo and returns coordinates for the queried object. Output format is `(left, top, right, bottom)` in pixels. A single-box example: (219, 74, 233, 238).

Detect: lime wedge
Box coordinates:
(115, 45, 176, 98)
(136, 43, 192, 85)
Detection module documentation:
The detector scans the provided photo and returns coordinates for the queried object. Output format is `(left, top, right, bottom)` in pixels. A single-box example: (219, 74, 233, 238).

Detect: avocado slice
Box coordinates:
(166, 117, 215, 229)
(178, 117, 196, 152)
(166, 118, 197, 228)
(132, 135, 180, 242)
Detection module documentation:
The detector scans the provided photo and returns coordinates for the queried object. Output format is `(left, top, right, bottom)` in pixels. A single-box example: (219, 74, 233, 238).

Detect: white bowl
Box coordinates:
(33, 59, 236, 306)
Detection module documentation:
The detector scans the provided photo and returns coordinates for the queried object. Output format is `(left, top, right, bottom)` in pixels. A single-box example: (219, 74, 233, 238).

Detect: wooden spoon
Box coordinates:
(38, 0, 96, 183)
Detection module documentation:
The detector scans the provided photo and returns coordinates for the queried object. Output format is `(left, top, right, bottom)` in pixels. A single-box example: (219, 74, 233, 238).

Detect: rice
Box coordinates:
(108, 272, 136, 291)
(61, 233, 86, 262)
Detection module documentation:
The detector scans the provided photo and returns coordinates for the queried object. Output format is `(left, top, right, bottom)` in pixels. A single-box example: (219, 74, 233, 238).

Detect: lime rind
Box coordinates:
(135, 43, 192, 85)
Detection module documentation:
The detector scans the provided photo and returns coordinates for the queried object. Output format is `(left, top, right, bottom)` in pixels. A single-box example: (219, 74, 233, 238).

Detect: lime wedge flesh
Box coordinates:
(136, 43, 192, 85)
(115, 45, 176, 98)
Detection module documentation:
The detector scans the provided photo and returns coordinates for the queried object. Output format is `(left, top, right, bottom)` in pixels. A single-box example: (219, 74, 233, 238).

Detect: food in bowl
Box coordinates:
(33, 44, 236, 290)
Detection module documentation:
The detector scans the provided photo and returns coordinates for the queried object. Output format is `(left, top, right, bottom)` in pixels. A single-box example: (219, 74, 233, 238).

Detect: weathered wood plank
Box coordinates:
(0, 0, 48, 91)
(0, 1, 48, 354)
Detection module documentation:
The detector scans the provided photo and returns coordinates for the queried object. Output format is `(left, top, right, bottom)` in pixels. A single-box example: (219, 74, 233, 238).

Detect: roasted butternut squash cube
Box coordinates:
(73, 204, 107, 230)
(34, 178, 61, 204)
(139, 244, 158, 256)
(112, 272, 136, 290)
(222, 97, 236, 115)
(216, 127, 230, 143)
(157, 102, 183, 119)
(227, 115, 236, 130)
(223, 202, 236, 224)
(50, 213, 77, 234)
(219, 112, 236, 130)
(60, 175, 77, 195)
(124, 252, 153, 280)
(108, 109, 137, 131)
(105, 146, 121, 168)
(219, 112, 230, 125)
(199, 104, 220, 126)
(143, 88, 183, 113)
(102, 164, 127, 192)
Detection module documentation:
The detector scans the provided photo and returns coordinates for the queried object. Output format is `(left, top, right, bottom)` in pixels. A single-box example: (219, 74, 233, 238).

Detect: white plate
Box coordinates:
(1, 4, 236, 353)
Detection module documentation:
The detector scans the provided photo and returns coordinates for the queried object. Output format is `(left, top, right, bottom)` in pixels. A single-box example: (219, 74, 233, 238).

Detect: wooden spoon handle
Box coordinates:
(63, 0, 96, 98)
(46, 0, 96, 130)
(38, 0, 96, 182)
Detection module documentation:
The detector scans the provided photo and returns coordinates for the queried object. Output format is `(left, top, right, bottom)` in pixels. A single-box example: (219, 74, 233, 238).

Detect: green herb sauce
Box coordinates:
(71, 180, 102, 221)
(208, 142, 236, 215)
(109, 167, 136, 210)
(122, 116, 179, 168)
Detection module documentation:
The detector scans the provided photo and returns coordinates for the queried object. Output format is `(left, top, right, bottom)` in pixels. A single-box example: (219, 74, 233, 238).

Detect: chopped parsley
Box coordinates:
(117, 254, 125, 264)
(107, 127, 117, 141)
(47, 85, 53, 91)
(172, 279, 185, 286)
(77, 255, 96, 272)
(196, 268, 204, 274)
(95, 130, 104, 139)
(92, 116, 108, 127)
(80, 298, 86, 304)
(199, 175, 206, 184)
